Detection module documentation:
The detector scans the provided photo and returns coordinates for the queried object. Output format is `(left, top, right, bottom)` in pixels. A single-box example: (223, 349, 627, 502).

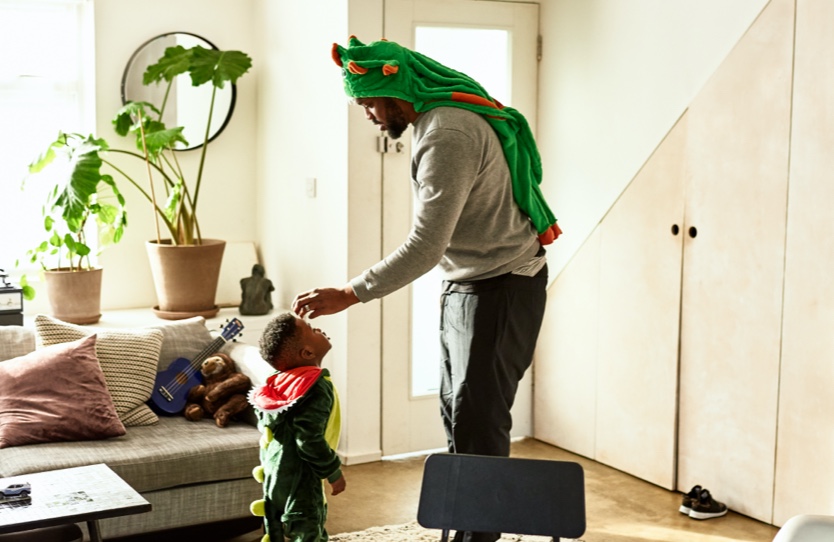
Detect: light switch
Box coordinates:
(306, 177, 317, 198)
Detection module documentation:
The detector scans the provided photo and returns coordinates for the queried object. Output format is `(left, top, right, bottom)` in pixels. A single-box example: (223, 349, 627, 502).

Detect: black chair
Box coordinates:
(417, 453, 586, 542)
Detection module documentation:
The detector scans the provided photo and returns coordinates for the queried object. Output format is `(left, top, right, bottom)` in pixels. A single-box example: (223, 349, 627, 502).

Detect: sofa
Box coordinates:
(0, 315, 275, 540)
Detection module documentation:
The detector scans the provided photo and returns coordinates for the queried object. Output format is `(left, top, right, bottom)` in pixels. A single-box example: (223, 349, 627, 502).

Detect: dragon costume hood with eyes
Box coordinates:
(331, 35, 562, 245)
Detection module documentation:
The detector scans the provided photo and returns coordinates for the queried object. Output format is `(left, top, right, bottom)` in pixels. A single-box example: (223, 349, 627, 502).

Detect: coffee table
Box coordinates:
(0, 464, 151, 542)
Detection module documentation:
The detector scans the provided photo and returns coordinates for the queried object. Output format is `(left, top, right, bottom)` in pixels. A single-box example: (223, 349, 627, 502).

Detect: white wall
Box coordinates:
(537, 0, 768, 278)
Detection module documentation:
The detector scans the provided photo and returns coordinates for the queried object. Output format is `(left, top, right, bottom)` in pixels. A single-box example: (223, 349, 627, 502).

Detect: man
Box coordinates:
(292, 36, 560, 542)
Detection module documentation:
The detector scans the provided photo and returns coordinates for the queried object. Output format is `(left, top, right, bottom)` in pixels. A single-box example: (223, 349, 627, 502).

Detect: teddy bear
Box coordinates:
(184, 352, 252, 428)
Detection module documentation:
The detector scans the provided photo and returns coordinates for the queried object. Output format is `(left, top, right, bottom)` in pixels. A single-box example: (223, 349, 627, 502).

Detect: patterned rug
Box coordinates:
(330, 522, 583, 542)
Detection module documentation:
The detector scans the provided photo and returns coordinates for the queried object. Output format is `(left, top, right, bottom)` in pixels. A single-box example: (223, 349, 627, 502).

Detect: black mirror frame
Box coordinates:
(120, 31, 238, 152)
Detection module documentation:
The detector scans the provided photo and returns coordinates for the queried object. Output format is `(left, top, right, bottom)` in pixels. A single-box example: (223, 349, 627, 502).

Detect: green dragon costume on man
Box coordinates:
(331, 35, 561, 244)
(249, 366, 341, 542)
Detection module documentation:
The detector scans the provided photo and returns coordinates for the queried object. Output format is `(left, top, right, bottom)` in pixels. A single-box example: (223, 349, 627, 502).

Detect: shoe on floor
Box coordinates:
(689, 488, 728, 520)
(679, 484, 702, 514)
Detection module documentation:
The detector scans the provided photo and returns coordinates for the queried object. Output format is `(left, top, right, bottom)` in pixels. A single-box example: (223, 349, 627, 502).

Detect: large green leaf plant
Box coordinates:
(18, 45, 251, 300)
(19, 133, 128, 300)
(112, 45, 252, 245)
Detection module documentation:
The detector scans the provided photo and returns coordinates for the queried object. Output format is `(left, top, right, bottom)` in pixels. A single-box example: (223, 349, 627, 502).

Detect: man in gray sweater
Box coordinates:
(293, 37, 560, 542)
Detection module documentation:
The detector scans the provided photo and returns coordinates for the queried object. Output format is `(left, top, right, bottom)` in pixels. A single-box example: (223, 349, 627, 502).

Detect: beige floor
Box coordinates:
(221, 438, 779, 542)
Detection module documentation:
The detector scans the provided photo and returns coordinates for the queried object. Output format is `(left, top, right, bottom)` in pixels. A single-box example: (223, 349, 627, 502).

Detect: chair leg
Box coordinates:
(441, 529, 450, 542)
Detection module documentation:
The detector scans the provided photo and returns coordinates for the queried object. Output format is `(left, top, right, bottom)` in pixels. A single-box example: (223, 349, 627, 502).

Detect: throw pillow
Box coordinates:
(0, 326, 36, 362)
(0, 335, 125, 448)
(149, 316, 214, 371)
(34, 314, 163, 427)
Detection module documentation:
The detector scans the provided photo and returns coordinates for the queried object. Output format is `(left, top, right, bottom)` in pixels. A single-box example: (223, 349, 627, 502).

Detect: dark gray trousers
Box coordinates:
(439, 265, 548, 542)
(439, 264, 548, 458)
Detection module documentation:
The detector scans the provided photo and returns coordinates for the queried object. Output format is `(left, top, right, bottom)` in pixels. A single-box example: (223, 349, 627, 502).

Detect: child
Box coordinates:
(249, 312, 345, 542)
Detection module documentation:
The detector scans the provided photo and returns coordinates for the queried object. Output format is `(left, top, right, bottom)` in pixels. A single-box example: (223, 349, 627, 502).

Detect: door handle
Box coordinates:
(671, 224, 680, 236)
(689, 226, 698, 238)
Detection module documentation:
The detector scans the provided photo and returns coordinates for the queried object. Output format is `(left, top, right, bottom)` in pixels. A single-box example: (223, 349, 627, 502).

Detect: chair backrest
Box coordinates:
(417, 453, 586, 540)
(773, 515, 834, 542)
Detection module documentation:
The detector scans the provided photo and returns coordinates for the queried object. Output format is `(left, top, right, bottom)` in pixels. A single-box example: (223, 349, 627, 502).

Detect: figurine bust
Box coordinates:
(240, 264, 274, 316)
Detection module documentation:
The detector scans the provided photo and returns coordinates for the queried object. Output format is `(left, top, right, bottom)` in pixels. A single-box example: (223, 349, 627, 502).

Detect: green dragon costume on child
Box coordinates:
(332, 35, 562, 244)
(249, 366, 341, 542)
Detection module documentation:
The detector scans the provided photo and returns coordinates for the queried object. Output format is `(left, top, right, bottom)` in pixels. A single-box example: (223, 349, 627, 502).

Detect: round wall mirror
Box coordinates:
(121, 32, 236, 151)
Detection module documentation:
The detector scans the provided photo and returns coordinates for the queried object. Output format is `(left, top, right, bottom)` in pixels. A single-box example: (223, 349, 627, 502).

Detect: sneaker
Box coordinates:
(689, 488, 728, 520)
(679, 485, 702, 514)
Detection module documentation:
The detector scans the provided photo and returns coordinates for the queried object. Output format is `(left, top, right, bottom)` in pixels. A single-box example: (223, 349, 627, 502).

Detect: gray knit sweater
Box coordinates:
(350, 107, 542, 302)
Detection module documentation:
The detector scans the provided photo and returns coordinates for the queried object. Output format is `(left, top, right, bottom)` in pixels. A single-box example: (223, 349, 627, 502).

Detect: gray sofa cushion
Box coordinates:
(149, 316, 214, 371)
(0, 416, 261, 493)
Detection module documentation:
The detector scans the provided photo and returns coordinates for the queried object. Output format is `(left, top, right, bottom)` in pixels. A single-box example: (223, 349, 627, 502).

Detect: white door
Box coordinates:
(381, 0, 540, 456)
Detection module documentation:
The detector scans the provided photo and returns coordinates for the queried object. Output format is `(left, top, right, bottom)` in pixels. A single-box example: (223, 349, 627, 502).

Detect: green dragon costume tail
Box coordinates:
(332, 35, 562, 244)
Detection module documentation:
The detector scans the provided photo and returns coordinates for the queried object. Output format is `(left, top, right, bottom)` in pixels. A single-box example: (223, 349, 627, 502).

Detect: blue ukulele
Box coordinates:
(148, 318, 244, 415)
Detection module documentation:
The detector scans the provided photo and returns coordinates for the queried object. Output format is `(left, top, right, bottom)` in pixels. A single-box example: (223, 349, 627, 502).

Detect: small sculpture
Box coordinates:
(240, 264, 274, 315)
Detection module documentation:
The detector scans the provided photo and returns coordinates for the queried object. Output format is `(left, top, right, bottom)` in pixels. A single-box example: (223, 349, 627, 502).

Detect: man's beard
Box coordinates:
(382, 98, 409, 139)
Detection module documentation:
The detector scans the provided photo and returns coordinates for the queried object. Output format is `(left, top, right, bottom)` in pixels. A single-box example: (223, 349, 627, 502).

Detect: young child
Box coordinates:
(249, 311, 345, 542)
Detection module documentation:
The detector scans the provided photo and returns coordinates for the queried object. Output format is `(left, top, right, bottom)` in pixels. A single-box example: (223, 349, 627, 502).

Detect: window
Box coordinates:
(410, 26, 511, 396)
(0, 0, 94, 274)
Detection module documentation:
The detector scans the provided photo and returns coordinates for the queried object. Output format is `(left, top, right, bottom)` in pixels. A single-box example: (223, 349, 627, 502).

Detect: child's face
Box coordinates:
(296, 316, 332, 364)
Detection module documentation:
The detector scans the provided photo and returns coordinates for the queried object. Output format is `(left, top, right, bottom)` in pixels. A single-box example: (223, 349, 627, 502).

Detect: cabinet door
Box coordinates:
(595, 114, 687, 490)
(774, 0, 834, 526)
(677, 0, 793, 523)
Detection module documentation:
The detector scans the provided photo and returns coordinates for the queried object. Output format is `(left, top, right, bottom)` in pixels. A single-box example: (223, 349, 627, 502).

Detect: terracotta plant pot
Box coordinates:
(146, 239, 226, 320)
(44, 267, 103, 325)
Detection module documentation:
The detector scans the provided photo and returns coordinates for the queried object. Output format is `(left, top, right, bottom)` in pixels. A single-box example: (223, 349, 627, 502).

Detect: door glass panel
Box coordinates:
(410, 26, 512, 397)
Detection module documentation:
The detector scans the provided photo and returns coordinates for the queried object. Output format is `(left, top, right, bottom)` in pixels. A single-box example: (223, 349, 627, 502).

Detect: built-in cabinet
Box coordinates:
(534, 0, 834, 526)
(773, 0, 834, 527)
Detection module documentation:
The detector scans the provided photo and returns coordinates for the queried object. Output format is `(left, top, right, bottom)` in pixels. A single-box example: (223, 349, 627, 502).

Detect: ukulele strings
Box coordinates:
(162, 337, 225, 394)
(161, 323, 239, 394)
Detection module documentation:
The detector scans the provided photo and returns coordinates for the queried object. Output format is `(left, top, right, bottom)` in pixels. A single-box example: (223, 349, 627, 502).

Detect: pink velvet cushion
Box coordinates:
(0, 334, 126, 448)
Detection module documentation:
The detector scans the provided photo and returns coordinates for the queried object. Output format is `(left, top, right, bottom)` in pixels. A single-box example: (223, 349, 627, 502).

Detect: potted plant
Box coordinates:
(112, 44, 252, 319)
(22, 43, 252, 320)
(19, 133, 128, 324)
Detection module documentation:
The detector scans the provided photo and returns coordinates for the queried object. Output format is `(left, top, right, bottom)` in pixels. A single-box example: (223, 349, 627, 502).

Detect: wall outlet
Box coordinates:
(305, 177, 317, 198)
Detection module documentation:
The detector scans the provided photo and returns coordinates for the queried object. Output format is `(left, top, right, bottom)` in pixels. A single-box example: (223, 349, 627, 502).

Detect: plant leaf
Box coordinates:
(51, 136, 103, 233)
(189, 47, 252, 88)
(96, 203, 117, 225)
(143, 123, 188, 154)
(143, 45, 192, 85)
(63, 234, 76, 254)
(19, 276, 35, 301)
(27, 133, 66, 174)
(113, 101, 162, 136)
(75, 242, 91, 257)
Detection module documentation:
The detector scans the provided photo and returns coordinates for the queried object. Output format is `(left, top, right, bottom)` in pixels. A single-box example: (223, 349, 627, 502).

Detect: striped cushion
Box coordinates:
(34, 315, 163, 426)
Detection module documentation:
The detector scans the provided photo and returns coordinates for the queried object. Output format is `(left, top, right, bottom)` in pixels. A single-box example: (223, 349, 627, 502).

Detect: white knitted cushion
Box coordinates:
(34, 315, 163, 426)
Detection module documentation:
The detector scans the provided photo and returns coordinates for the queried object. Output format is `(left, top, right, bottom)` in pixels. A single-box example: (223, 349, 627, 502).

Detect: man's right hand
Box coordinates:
(292, 285, 359, 319)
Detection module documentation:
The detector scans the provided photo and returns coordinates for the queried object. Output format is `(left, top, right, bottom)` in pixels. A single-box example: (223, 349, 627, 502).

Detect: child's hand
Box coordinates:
(330, 474, 346, 496)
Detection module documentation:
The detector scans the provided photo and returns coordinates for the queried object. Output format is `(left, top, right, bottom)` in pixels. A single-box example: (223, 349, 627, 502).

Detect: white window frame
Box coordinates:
(0, 0, 95, 278)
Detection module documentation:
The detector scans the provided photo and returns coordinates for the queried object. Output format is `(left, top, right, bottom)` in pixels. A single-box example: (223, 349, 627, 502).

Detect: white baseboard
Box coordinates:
(338, 449, 383, 466)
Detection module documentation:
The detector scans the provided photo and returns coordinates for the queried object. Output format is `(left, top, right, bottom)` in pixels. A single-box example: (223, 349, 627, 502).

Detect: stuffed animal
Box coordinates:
(184, 352, 252, 427)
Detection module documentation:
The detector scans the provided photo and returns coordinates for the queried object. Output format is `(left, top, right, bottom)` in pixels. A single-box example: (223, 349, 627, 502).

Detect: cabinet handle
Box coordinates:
(689, 226, 698, 238)
(671, 224, 680, 236)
